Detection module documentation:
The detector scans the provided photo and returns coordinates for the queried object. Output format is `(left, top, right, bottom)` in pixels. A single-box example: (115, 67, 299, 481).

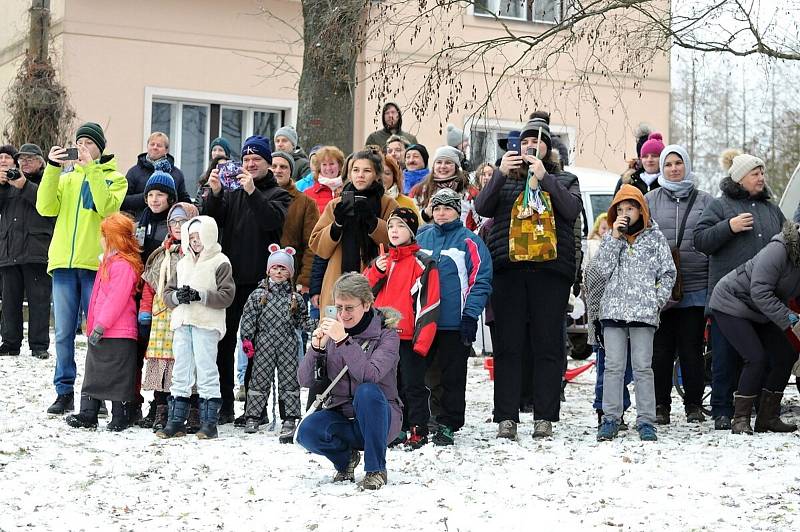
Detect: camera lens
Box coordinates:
(6, 168, 21, 181)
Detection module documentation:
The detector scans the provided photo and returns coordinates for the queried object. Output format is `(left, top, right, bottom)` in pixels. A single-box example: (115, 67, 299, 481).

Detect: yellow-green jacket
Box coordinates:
(36, 156, 128, 273)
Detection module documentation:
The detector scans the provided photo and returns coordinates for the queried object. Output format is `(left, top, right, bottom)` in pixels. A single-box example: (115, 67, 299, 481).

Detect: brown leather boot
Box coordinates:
(754, 389, 797, 433)
(731, 393, 756, 435)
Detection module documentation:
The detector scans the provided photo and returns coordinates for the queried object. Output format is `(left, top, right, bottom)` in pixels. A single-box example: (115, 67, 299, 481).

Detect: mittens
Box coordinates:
(242, 339, 255, 359)
(460, 315, 478, 346)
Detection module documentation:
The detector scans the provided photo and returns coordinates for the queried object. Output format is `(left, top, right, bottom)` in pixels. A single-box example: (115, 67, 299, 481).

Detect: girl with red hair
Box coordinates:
(66, 213, 143, 431)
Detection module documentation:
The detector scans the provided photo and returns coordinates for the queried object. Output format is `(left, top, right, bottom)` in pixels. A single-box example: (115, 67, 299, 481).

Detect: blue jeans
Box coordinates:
(710, 318, 740, 418)
(296, 383, 391, 473)
(52, 268, 95, 395)
(236, 335, 247, 386)
(593, 344, 632, 412)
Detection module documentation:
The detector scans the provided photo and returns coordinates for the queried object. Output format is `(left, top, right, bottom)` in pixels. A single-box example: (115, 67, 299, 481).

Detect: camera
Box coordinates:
(619, 215, 631, 234)
(5, 168, 22, 181)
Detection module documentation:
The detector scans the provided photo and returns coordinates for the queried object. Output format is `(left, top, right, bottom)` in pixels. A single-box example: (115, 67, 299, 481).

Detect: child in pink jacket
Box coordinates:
(66, 213, 143, 432)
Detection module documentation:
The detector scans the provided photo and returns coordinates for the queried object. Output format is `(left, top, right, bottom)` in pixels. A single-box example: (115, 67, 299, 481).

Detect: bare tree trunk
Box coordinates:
(29, 0, 50, 63)
(688, 57, 697, 166)
(296, 0, 366, 153)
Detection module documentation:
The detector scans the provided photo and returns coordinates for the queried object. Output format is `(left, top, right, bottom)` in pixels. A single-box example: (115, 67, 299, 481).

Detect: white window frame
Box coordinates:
(465, 116, 576, 165)
(470, 0, 564, 25)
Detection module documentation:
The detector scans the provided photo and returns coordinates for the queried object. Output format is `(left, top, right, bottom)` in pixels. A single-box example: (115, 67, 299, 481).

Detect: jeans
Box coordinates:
(602, 325, 656, 426)
(0, 263, 51, 352)
(236, 335, 247, 386)
(592, 344, 632, 412)
(296, 383, 391, 473)
(52, 268, 95, 395)
(709, 317, 741, 418)
(171, 325, 222, 399)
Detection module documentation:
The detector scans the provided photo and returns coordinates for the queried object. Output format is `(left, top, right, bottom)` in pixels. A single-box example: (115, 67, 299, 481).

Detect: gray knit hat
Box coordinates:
(446, 124, 464, 148)
(271, 150, 295, 175)
(274, 126, 299, 149)
(433, 146, 463, 167)
(430, 188, 462, 215)
(728, 153, 765, 183)
(267, 243, 296, 278)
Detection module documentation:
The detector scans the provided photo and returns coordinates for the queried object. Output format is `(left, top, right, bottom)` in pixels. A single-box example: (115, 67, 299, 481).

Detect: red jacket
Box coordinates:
(87, 255, 139, 340)
(364, 243, 440, 356)
(305, 181, 335, 214)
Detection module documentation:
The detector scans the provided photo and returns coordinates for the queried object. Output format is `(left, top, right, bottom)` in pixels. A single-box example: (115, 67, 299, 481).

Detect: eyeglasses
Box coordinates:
(168, 219, 188, 228)
(17, 155, 38, 163)
(334, 304, 361, 314)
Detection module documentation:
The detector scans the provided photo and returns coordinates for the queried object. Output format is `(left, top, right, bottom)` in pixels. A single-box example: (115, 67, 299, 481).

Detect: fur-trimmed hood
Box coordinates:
(719, 175, 772, 201)
(780, 221, 800, 268)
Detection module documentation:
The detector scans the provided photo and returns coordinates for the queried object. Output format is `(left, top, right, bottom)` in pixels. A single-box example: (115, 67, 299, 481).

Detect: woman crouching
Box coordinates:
(296, 273, 402, 491)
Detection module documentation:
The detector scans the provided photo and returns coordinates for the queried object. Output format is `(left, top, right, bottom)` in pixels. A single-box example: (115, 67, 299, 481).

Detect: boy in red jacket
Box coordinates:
(364, 207, 440, 448)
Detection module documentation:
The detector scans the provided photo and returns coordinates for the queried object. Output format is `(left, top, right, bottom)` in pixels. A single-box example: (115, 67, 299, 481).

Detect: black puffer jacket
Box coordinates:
(203, 172, 292, 285)
(474, 150, 583, 281)
(122, 153, 190, 217)
(694, 176, 785, 298)
(0, 168, 55, 267)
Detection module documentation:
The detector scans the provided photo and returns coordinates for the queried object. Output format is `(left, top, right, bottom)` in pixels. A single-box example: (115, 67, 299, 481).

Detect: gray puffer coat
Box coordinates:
(709, 222, 800, 330)
(646, 186, 712, 294)
(589, 222, 676, 327)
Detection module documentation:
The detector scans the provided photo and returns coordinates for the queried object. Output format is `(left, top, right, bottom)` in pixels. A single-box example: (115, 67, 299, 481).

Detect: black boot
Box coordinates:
(47, 392, 75, 415)
(186, 394, 201, 434)
(139, 400, 157, 428)
(197, 398, 222, 439)
(754, 389, 797, 433)
(107, 402, 131, 432)
(128, 400, 143, 426)
(655, 404, 670, 425)
(155, 396, 190, 438)
(65, 395, 100, 429)
(731, 393, 756, 435)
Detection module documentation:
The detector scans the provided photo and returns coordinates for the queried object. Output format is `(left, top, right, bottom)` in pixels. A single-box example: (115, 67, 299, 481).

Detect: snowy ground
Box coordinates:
(1, 339, 799, 532)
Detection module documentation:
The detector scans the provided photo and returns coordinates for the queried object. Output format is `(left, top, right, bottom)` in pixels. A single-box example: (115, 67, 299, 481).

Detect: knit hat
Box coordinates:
(210, 137, 232, 158)
(14, 143, 43, 162)
(168, 202, 199, 223)
(433, 146, 463, 167)
(0, 144, 18, 158)
(634, 123, 652, 157)
(387, 207, 419, 239)
(144, 167, 177, 203)
(242, 135, 272, 163)
(446, 124, 465, 148)
(267, 243, 296, 277)
(519, 112, 552, 153)
(640, 132, 665, 158)
(430, 188, 462, 215)
(76, 122, 106, 153)
(728, 153, 765, 184)
(274, 126, 299, 149)
(271, 150, 295, 174)
(309, 144, 324, 158)
(406, 144, 429, 167)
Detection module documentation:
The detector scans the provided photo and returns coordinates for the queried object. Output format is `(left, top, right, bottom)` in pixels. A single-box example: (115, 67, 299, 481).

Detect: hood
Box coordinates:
(180, 215, 222, 259)
(167, 201, 199, 223)
(779, 221, 800, 268)
(608, 184, 651, 243)
(292, 147, 308, 160)
(137, 152, 176, 171)
(381, 102, 403, 133)
(719, 175, 772, 201)
(353, 308, 400, 340)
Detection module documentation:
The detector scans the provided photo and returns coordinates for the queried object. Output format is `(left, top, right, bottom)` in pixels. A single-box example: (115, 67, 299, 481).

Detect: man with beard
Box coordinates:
(366, 102, 418, 148)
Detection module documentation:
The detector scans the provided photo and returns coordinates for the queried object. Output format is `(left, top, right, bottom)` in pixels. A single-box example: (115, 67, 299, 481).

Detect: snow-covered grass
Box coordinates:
(1, 341, 799, 532)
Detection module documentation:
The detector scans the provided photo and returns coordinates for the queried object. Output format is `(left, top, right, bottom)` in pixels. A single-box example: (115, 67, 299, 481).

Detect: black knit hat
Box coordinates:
(387, 207, 419, 239)
(406, 144, 429, 167)
(76, 122, 106, 153)
(0, 144, 18, 158)
(520, 111, 552, 154)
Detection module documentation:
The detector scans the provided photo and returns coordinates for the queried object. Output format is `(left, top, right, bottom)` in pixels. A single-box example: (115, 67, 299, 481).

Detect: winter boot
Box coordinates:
(686, 405, 706, 423)
(655, 404, 670, 425)
(754, 389, 798, 433)
(128, 401, 143, 426)
(731, 393, 757, 435)
(155, 396, 191, 438)
(0, 344, 20, 356)
(532, 420, 553, 438)
(98, 402, 108, 418)
(217, 400, 235, 425)
(404, 425, 429, 448)
(107, 402, 131, 432)
(244, 417, 260, 434)
(432, 425, 455, 446)
(358, 471, 388, 490)
(186, 394, 201, 434)
(279, 419, 297, 444)
(31, 350, 50, 360)
(496, 420, 517, 440)
(47, 392, 74, 415)
(153, 404, 168, 432)
(714, 415, 732, 430)
(139, 400, 157, 429)
(196, 398, 222, 439)
(333, 449, 361, 483)
(65, 395, 100, 429)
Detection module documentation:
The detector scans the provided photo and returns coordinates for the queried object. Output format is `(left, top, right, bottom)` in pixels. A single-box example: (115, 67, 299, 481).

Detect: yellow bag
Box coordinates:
(509, 189, 557, 262)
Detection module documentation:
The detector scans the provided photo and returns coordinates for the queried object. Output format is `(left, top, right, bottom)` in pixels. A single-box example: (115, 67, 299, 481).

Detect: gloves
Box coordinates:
(789, 313, 799, 327)
(176, 286, 193, 304)
(354, 200, 378, 232)
(88, 326, 104, 346)
(572, 282, 581, 297)
(460, 315, 478, 346)
(333, 201, 350, 226)
(138, 312, 152, 325)
(188, 288, 201, 302)
(242, 339, 255, 359)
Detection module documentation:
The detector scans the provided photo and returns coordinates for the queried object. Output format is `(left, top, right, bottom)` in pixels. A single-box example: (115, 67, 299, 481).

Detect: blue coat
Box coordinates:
(417, 219, 492, 330)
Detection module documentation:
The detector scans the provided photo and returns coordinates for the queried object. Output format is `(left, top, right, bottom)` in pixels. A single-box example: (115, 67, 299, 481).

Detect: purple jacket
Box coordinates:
(298, 309, 402, 444)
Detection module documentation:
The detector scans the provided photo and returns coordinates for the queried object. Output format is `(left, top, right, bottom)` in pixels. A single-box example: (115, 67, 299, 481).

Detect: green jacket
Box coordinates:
(36, 156, 128, 273)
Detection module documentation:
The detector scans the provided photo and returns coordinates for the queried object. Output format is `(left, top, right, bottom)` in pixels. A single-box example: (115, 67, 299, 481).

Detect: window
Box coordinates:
(148, 98, 289, 196)
(473, 0, 564, 24)
(469, 122, 572, 168)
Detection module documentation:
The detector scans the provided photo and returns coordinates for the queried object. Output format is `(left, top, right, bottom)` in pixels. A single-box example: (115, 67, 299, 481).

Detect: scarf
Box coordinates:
(623, 217, 646, 244)
(657, 173, 695, 198)
(403, 169, 429, 194)
(345, 308, 373, 336)
(641, 171, 660, 186)
(318, 176, 342, 191)
(385, 184, 399, 199)
(340, 181, 384, 274)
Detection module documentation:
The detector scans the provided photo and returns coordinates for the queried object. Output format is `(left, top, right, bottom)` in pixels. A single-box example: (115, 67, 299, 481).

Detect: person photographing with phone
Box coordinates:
(296, 272, 402, 491)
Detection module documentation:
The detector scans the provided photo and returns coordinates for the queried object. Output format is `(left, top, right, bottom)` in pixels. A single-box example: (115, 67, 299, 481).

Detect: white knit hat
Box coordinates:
(728, 153, 764, 183)
(433, 145, 463, 167)
(446, 124, 464, 147)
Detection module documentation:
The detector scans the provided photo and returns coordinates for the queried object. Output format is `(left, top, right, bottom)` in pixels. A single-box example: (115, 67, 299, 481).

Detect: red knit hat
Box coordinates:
(640, 133, 665, 158)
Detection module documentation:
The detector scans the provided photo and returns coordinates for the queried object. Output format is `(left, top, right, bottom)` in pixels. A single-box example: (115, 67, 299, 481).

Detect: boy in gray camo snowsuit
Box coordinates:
(240, 244, 316, 441)
(587, 184, 675, 442)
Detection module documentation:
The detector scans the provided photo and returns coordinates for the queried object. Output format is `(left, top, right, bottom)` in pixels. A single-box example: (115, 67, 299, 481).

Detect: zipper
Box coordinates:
(68, 173, 86, 268)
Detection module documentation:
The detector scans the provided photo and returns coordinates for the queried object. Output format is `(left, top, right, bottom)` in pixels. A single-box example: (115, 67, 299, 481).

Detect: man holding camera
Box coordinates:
(203, 135, 291, 423)
(0, 144, 55, 359)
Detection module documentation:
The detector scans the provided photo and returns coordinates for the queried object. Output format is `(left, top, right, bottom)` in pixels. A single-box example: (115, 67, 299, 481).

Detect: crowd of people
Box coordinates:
(1, 104, 799, 491)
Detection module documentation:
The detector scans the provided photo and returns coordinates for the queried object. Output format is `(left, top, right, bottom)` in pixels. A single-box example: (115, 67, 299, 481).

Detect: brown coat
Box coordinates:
(309, 194, 398, 308)
(280, 181, 320, 289)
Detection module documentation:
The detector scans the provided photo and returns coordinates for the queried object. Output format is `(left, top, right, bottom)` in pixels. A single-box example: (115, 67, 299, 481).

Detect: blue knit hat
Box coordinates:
(242, 135, 272, 163)
(210, 137, 232, 158)
(145, 163, 177, 203)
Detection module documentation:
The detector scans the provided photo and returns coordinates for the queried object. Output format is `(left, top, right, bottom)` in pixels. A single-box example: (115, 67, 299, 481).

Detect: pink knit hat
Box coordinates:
(640, 133, 665, 158)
